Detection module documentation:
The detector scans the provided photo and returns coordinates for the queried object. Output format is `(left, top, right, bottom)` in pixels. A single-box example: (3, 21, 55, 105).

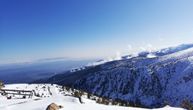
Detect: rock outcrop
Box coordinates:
(46, 103, 63, 110)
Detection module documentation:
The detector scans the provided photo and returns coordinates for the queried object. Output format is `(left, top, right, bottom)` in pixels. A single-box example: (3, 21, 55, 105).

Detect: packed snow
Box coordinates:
(0, 84, 185, 110)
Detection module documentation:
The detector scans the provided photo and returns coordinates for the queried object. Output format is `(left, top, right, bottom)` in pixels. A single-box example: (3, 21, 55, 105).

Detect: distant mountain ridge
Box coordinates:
(0, 59, 95, 84)
(138, 43, 193, 57)
(37, 43, 193, 108)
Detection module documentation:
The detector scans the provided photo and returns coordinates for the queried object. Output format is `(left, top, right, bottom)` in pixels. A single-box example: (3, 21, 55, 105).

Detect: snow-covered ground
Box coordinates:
(0, 84, 185, 110)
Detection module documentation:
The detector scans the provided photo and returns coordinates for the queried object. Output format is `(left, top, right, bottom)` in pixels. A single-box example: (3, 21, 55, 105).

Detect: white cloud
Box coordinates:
(140, 47, 146, 51)
(127, 45, 132, 51)
(115, 51, 122, 60)
(138, 44, 157, 52)
(147, 43, 156, 52)
(147, 44, 153, 48)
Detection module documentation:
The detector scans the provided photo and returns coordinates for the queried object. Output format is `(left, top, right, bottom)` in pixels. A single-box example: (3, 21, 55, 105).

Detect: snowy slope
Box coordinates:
(42, 44, 193, 108)
(0, 84, 184, 110)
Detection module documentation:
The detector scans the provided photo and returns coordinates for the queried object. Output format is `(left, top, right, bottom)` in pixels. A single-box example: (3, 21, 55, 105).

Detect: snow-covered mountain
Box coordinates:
(138, 43, 193, 57)
(0, 84, 184, 110)
(38, 44, 193, 108)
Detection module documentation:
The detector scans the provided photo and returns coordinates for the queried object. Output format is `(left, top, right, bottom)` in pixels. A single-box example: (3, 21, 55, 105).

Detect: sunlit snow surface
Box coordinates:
(0, 84, 185, 110)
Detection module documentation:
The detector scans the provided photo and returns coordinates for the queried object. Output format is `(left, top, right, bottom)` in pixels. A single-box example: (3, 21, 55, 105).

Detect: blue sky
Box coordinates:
(0, 0, 193, 64)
